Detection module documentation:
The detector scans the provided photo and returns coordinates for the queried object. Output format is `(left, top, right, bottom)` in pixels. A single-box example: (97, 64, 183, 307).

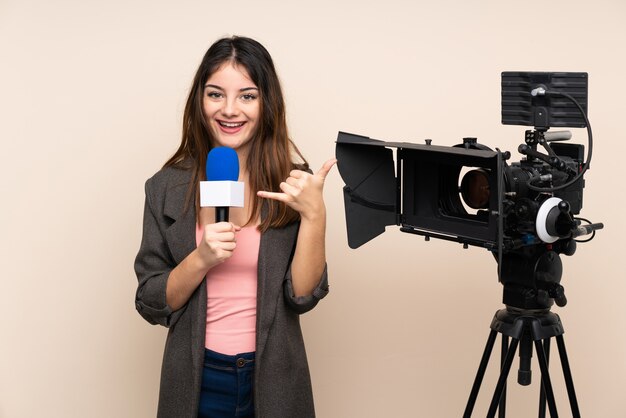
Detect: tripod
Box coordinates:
(463, 307, 580, 417)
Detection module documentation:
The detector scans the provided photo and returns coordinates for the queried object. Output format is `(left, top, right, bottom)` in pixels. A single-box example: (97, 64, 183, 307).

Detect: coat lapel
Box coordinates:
(161, 170, 207, 399)
(256, 219, 299, 360)
(163, 176, 196, 265)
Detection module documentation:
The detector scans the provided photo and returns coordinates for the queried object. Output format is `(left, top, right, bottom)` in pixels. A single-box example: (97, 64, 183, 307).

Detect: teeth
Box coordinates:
(219, 121, 244, 128)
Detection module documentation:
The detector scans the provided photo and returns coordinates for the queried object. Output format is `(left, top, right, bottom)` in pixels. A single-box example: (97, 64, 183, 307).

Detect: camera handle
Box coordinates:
(519, 131, 579, 177)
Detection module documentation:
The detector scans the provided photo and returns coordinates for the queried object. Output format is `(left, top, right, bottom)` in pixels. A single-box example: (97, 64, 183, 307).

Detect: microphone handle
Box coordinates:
(216, 207, 229, 223)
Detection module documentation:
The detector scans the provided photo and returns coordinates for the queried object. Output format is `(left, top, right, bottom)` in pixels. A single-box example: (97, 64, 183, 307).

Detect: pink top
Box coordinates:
(195, 224, 261, 355)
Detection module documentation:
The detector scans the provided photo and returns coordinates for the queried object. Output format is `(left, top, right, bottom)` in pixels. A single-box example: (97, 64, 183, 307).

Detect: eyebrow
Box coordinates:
(204, 84, 259, 92)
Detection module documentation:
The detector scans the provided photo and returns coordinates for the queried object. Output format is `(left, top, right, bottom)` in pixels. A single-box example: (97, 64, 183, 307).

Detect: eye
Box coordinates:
(206, 91, 223, 99)
(241, 93, 258, 101)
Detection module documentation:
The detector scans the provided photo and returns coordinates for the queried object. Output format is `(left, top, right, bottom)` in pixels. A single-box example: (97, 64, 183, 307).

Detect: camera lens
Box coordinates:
(460, 169, 490, 209)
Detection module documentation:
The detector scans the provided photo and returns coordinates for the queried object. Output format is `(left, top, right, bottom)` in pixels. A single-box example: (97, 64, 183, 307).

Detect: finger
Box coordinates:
(207, 240, 237, 251)
(279, 181, 299, 196)
(284, 176, 300, 187)
(202, 241, 235, 257)
(316, 158, 337, 179)
(207, 222, 240, 232)
(257, 190, 290, 202)
(214, 231, 237, 242)
(204, 233, 236, 247)
(289, 169, 306, 179)
(219, 241, 237, 251)
(223, 222, 241, 231)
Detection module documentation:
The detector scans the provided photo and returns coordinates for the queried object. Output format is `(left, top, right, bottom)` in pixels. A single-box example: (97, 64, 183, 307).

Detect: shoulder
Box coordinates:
(143, 162, 194, 218)
(146, 162, 193, 193)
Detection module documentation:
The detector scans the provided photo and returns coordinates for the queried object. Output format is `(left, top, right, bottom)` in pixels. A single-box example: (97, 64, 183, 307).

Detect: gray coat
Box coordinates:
(134, 165, 329, 418)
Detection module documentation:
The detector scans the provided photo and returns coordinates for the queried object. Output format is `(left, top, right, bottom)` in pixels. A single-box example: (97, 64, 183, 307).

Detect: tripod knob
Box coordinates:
(550, 284, 568, 307)
(561, 239, 577, 256)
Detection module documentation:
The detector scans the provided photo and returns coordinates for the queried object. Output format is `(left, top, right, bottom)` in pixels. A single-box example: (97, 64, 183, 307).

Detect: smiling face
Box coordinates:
(202, 62, 260, 157)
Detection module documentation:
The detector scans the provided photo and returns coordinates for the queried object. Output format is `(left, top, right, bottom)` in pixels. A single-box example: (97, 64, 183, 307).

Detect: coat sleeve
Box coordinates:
(283, 264, 329, 314)
(134, 178, 185, 328)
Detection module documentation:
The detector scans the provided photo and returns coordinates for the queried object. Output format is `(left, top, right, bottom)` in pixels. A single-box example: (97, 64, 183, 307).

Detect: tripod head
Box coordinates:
(500, 244, 566, 310)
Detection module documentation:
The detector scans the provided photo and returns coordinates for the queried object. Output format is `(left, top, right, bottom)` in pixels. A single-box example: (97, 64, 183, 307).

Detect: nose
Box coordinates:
(221, 97, 239, 117)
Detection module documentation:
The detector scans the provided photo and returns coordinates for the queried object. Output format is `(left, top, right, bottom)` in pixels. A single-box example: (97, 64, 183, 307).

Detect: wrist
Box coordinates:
(192, 247, 214, 272)
(300, 207, 326, 224)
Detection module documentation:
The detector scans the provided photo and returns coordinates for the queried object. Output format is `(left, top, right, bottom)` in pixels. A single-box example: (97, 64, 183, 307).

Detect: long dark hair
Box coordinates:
(164, 36, 308, 231)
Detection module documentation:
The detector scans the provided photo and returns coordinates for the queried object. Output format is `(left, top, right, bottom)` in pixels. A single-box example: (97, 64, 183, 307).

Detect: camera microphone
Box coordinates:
(571, 222, 604, 238)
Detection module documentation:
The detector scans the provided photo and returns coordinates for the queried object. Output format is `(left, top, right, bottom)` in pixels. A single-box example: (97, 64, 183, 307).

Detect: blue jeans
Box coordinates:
(198, 349, 255, 418)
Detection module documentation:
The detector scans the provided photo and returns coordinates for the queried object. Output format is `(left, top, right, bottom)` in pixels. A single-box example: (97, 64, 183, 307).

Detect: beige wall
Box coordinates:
(2, 0, 625, 416)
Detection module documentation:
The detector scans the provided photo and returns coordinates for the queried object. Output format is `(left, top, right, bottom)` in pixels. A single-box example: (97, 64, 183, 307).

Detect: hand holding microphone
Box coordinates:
(198, 147, 245, 268)
(197, 222, 241, 269)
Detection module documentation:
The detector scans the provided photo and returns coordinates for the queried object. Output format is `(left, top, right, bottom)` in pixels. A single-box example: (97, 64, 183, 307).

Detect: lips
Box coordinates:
(217, 120, 246, 134)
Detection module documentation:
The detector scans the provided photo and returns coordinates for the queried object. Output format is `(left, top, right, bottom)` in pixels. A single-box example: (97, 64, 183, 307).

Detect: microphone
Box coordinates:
(199, 147, 244, 222)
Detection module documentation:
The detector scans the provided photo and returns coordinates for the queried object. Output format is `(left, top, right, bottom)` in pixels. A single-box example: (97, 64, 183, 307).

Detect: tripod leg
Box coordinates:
(534, 339, 559, 417)
(556, 335, 581, 418)
(538, 338, 550, 418)
(499, 335, 509, 418)
(463, 330, 498, 418)
(518, 332, 533, 386)
(487, 338, 519, 418)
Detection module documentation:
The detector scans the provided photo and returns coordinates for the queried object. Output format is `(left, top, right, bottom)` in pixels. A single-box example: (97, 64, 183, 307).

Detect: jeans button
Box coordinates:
(236, 358, 246, 367)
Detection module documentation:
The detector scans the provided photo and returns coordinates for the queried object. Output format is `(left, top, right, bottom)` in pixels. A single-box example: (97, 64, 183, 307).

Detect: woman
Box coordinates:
(134, 36, 334, 417)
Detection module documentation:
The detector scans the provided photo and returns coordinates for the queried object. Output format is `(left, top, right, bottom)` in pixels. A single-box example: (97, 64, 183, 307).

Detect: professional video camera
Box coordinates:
(336, 72, 603, 417)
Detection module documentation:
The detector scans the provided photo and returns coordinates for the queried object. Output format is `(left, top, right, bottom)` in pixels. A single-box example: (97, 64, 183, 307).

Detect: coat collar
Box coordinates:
(162, 169, 196, 265)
